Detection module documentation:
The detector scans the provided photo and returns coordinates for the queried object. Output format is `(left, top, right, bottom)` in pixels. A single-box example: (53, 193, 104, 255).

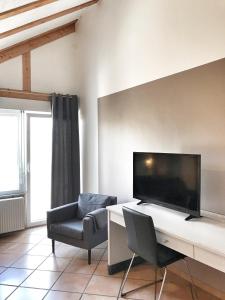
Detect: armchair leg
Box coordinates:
(88, 250, 91, 265)
(52, 239, 55, 254)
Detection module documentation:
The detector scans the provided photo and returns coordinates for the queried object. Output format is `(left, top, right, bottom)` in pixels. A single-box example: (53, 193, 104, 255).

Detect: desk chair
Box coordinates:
(119, 207, 197, 300)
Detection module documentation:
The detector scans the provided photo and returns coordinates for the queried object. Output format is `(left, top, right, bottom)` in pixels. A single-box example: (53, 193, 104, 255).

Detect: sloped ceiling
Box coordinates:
(0, 0, 97, 50)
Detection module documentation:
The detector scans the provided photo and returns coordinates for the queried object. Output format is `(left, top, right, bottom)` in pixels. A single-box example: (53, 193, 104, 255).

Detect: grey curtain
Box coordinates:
(51, 94, 80, 208)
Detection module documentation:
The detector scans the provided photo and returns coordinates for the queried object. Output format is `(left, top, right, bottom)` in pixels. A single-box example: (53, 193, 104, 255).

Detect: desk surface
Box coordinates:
(107, 201, 225, 258)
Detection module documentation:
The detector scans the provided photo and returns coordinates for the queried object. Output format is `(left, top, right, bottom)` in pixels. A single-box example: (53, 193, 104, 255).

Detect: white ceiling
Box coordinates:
(0, 0, 34, 12)
(0, 0, 96, 50)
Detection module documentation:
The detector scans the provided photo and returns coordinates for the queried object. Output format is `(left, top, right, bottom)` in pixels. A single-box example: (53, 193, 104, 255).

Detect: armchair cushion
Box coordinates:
(77, 193, 112, 219)
(50, 219, 83, 240)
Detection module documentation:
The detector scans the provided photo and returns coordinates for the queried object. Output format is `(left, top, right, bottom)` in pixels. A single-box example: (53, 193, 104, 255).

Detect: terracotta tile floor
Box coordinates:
(0, 226, 219, 300)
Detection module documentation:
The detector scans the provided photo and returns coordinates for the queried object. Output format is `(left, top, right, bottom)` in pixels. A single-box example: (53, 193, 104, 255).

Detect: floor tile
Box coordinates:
(0, 227, 219, 300)
(38, 257, 72, 271)
(12, 235, 43, 244)
(24, 226, 46, 236)
(0, 233, 24, 244)
(27, 245, 52, 256)
(196, 288, 219, 300)
(65, 259, 98, 275)
(38, 238, 52, 246)
(166, 271, 191, 286)
(45, 290, 82, 300)
(0, 253, 21, 267)
(94, 241, 107, 249)
(81, 295, 117, 300)
(7, 287, 48, 300)
(21, 270, 61, 289)
(0, 243, 16, 252)
(121, 278, 156, 299)
(0, 285, 16, 300)
(11, 254, 47, 269)
(0, 268, 33, 286)
(0, 267, 6, 274)
(76, 249, 105, 261)
(52, 273, 91, 293)
(158, 281, 195, 300)
(94, 261, 124, 278)
(8, 242, 34, 252)
(127, 263, 155, 281)
(0, 237, 17, 244)
(100, 250, 108, 261)
(39, 238, 60, 246)
(85, 275, 122, 297)
(0, 243, 34, 254)
(52, 244, 80, 258)
(122, 278, 195, 300)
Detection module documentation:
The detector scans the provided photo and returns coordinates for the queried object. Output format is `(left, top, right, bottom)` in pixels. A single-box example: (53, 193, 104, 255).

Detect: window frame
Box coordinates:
(0, 109, 25, 198)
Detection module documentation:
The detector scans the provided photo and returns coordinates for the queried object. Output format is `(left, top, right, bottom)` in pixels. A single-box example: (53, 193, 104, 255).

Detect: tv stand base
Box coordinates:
(137, 200, 145, 205)
(185, 215, 201, 221)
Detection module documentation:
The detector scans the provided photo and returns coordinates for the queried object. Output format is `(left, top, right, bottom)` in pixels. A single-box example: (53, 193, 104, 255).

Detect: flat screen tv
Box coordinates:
(133, 152, 201, 220)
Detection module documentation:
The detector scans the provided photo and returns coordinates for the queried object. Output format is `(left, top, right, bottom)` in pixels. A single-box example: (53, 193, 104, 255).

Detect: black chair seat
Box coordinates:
(50, 219, 83, 240)
(157, 244, 185, 268)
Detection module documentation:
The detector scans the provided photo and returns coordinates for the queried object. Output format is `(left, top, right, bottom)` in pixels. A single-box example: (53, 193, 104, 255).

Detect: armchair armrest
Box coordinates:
(83, 208, 107, 234)
(47, 202, 78, 227)
(87, 208, 107, 229)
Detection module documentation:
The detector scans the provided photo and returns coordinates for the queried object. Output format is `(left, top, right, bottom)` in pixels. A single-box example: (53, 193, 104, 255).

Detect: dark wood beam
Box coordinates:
(0, 0, 98, 39)
(0, 89, 49, 101)
(0, 0, 57, 20)
(0, 20, 77, 63)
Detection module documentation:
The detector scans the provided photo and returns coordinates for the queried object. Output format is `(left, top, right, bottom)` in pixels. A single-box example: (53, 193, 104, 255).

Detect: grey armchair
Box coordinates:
(47, 193, 117, 264)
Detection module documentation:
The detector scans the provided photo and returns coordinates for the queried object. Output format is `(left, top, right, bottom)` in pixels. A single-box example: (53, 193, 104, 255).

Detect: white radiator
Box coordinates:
(0, 197, 25, 234)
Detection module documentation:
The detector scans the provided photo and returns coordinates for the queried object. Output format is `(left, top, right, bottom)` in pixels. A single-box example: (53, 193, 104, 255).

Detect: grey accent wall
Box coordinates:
(98, 58, 225, 215)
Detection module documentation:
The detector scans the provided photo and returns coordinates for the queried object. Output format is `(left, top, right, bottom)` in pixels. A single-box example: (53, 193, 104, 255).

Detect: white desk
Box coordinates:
(107, 202, 225, 274)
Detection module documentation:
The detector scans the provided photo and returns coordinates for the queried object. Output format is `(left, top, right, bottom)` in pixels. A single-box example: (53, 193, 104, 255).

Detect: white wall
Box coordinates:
(76, 0, 225, 294)
(31, 34, 79, 94)
(76, 0, 225, 192)
(0, 56, 22, 90)
(0, 33, 79, 115)
(0, 33, 79, 95)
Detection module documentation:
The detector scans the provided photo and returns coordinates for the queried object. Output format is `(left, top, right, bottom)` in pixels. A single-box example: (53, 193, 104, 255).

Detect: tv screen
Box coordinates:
(133, 152, 201, 218)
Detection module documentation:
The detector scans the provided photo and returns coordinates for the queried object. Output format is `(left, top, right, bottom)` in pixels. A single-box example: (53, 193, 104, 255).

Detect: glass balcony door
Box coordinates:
(26, 113, 52, 226)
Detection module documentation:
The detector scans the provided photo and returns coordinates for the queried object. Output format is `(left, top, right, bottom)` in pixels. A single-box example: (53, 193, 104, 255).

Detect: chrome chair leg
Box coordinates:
(157, 267, 167, 300)
(119, 254, 163, 298)
(183, 259, 198, 300)
(119, 253, 135, 298)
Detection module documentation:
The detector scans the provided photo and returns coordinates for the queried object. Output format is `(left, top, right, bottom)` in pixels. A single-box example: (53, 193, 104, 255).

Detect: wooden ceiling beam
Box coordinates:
(22, 52, 31, 91)
(0, 89, 49, 101)
(0, 20, 77, 63)
(0, 0, 57, 20)
(0, 0, 99, 39)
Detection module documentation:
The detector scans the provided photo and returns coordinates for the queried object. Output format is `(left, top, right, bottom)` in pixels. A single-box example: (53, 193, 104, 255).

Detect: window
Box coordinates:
(0, 110, 24, 197)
